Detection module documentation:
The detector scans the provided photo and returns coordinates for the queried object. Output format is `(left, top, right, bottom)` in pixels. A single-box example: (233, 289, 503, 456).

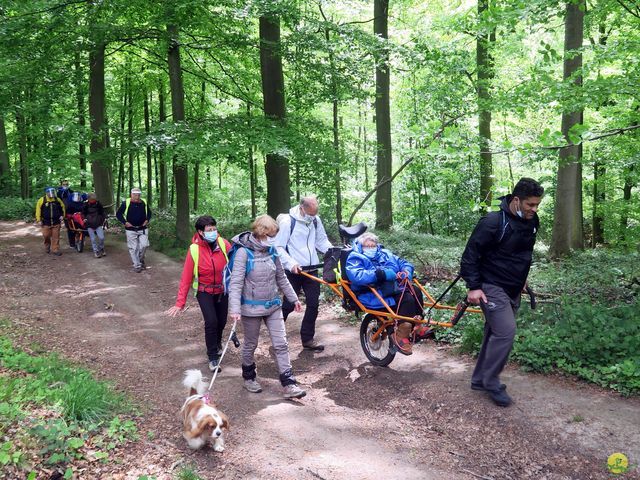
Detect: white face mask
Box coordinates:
(362, 247, 377, 258)
(261, 236, 276, 248)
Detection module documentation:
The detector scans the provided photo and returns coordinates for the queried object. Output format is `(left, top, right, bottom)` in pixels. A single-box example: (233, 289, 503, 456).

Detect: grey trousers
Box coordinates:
(125, 229, 148, 268)
(471, 283, 520, 391)
(241, 308, 292, 376)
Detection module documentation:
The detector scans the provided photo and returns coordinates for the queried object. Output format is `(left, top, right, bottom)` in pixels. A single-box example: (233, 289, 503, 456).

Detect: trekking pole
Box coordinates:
(208, 318, 239, 391)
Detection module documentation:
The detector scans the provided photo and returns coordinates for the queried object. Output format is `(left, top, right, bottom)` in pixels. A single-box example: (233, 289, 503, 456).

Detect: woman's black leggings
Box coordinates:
(196, 292, 229, 361)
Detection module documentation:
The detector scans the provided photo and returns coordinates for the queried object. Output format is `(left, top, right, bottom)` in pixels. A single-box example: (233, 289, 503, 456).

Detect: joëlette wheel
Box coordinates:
(359, 313, 395, 367)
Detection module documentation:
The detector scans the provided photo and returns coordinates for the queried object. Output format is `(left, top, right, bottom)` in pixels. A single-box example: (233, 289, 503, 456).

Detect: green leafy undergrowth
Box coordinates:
(0, 197, 36, 221)
(512, 298, 640, 395)
(0, 337, 138, 475)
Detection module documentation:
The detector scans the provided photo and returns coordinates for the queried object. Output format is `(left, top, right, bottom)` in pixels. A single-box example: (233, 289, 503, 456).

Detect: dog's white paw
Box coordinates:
(213, 444, 225, 453)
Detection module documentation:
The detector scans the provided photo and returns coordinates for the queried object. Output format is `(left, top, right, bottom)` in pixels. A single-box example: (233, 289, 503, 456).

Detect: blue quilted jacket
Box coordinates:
(345, 242, 414, 309)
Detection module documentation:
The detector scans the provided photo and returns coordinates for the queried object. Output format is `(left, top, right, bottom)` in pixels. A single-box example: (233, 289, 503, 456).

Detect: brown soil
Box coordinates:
(0, 220, 638, 480)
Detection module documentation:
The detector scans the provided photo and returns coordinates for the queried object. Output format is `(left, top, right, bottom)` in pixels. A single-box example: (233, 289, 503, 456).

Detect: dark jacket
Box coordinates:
(57, 187, 73, 202)
(116, 199, 152, 231)
(460, 195, 539, 298)
(65, 199, 84, 215)
(35, 196, 66, 226)
(82, 201, 105, 229)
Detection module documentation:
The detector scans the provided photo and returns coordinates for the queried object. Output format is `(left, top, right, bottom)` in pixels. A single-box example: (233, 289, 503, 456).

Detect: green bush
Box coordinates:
(513, 298, 640, 395)
(0, 197, 36, 221)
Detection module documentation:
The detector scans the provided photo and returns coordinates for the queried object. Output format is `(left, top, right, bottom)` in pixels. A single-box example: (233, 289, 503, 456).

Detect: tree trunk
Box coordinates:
(0, 116, 10, 192)
(550, 0, 585, 257)
(592, 160, 605, 246)
(89, 41, 114, 211)
(247, 103, 257, 218)
(620, 167, 634, 240)
(477, 0, 495, 206)
(333, 100, 342, 225)
(16, 109, 29, 198)
(374, 0, 392, 230)
(167, 23, 190, 243)
(75, 53, 87, 189)
(127, 76, 134, 192)
(259, 15, 291, 217)
(194, 80, 205, 211)
(144, 90, 153, 206)
(158, 81, 168, 209)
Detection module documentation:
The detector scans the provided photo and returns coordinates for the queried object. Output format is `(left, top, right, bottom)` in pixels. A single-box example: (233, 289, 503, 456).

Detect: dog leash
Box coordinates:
(207, 318, 240, 392)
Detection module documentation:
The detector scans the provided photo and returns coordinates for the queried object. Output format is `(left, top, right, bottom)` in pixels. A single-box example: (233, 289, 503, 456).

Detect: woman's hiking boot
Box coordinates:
(283, 384, 306, 399)
(391, 322, 413, 355)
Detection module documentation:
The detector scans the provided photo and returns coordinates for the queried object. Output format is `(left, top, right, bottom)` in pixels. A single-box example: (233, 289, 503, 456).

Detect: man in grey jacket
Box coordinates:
(275, 196, 333, 351)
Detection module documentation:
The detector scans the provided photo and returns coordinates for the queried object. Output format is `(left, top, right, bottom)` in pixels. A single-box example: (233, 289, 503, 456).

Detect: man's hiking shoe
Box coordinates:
(283, 384, 306, 399)
(100, 249, 106, 257)
(244, 379, 262, 393)
(487, 389, 512, 407)
(302, 340, 325, 352)
(471, 382, 506, 392)
(95, 252, 101, 258)
(208, 359, 222, 373)
(134, 266, 143, 273)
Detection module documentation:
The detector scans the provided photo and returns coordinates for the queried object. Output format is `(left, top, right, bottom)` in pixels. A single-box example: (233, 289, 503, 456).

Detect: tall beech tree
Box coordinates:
(550, 0, 585, 257)
(167, 23, 190, 243)
(260, 14, 291, 217)
(374, 0, 392, 230)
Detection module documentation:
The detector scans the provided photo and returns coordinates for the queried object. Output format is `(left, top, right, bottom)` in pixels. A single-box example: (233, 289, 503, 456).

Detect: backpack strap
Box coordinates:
(189, 243, 200, 296)
(497, 210, 510, 244)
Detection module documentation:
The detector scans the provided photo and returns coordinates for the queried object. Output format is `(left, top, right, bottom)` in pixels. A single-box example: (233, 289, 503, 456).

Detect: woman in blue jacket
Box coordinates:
(345, 232, 425, 355)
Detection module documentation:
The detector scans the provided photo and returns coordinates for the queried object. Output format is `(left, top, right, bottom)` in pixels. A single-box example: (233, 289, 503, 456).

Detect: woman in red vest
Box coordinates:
(167, 216, 231, 373)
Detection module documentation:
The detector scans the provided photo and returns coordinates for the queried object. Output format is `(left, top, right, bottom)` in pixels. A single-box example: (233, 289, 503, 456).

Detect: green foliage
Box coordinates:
(0, 335, 138, 473)
(513, 297, 640, 395)
(0, 197, 36, 221)
(175, 465, 204, 480)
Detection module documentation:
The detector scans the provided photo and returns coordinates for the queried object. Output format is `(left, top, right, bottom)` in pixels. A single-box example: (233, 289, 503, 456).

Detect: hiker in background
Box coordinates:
(59, 181, 78, 249)
(116, 187, 152, 273)
(228, 214, 306, 399)
(82, 193, 106, 258)
(35, 187, 65, 256)
(460, 177, 543, 407)
(166, 216, 231, 373)
(275, 195, 333, 352)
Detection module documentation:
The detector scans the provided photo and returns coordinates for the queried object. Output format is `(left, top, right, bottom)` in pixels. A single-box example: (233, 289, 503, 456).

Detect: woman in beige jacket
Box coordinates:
(228, 215, 306, 399)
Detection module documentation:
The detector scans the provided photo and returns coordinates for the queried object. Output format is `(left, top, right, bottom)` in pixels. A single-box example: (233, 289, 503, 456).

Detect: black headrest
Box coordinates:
(338, 222, 367, 240)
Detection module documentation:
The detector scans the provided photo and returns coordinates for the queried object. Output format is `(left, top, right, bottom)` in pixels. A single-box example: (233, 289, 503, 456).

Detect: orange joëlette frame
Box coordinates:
(298, 270, 482, 339)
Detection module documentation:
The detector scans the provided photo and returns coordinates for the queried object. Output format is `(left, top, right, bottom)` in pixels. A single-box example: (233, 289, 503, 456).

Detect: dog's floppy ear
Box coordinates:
(219, 411, 230, 430)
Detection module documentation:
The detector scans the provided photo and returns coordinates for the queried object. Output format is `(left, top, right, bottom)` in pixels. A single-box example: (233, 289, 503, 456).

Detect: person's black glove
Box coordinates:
(375, 268, 387, 283)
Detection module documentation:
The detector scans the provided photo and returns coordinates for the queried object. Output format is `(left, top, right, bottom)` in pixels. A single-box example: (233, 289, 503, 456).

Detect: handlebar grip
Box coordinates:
(526, 286, 536, 310)
(450, 300, 469, 326)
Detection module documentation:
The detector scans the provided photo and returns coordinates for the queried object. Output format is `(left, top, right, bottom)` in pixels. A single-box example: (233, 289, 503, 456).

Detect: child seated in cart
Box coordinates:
(345, 232, 426, 356)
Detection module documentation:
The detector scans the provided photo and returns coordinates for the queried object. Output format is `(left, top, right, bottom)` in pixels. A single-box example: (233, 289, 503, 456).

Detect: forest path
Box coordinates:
(0, 220, 638, 480)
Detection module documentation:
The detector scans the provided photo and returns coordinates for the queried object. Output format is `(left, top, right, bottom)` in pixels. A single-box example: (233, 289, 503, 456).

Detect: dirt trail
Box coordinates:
(1, 220, 638, 480)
